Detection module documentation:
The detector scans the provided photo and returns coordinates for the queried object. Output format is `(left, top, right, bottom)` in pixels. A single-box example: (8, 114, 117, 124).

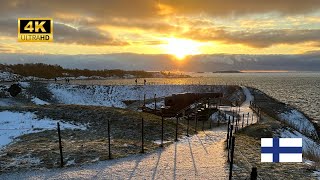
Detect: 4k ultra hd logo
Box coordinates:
(18, 18, 53, 42)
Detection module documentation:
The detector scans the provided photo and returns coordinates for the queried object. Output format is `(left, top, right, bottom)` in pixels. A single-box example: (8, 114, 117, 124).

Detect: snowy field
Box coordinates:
(48, 84, 227, 108)
(279, 110, 318, 138)
(0, 111, 86, 149)
(278, 128, 320, 160)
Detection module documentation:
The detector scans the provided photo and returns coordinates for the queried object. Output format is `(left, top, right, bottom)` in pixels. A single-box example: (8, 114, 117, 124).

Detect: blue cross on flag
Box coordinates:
(261, 138, 302, 162)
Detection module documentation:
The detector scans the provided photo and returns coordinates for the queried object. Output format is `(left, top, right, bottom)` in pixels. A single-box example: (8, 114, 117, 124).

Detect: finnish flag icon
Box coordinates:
(261, 138, 302, 162)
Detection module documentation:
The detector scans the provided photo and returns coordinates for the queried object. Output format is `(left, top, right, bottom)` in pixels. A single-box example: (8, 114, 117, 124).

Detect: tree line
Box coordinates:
(0, 63, 153, 79)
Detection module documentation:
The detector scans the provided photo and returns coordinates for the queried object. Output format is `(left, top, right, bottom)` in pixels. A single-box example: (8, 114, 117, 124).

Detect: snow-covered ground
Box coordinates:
(0, 71, 21, 82)
(218, 86, 258, 126)
(0, 126, 228, 180)
(31, 97, 50, 105)
(48, 84, 226, 108)
(0, 111, 86, 149)
(279, 110, 318, 138)
(278, 128, 320, 160)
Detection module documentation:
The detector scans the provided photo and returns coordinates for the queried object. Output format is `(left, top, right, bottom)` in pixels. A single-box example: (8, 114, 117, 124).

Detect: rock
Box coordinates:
(8, 84, 22, 97)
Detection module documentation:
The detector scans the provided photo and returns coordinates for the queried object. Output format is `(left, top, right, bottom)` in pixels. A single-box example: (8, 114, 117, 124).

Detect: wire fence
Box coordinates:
(225, 103, 262, 180)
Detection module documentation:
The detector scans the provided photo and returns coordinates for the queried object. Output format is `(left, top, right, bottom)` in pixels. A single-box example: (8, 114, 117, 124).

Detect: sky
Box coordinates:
(0, 0, 320, 70)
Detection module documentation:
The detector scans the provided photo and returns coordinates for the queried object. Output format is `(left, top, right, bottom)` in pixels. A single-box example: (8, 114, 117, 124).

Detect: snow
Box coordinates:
(0, 111, 86, 149)
(219, 86, 259, 125)
(18, 82, 29, 88)
(279, 109, 318, 138)
(278, 128, 320, 158)
(0, 71, 20, 81)
(48, 84, 226, 108)
(31, 97, 50, 105)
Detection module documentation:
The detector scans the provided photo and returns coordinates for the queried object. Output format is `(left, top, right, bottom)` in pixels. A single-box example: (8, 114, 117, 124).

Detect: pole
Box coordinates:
(228, 125, 234, 162)
(154, 94, 156, 113)
(229, 137, 235, 180)
(186, 116, 190, 137)
(161, 115, 164, 147)
(195, 113, 198, 133)
(226, 117, 230, 149)
(202, 118, 205, 131)
(252, 113, 254, 124)
(242, 114, 244, 129)
(57, 122, 63, 167)
(108, 119, 112, 159)
(235, 115, 238, 133)
(247, 112, 249, 126)
(250, 167, 258, 180)
(175, 116, 179, 142)
(141, 117, 144, 153)
(143, 94, 146, 108)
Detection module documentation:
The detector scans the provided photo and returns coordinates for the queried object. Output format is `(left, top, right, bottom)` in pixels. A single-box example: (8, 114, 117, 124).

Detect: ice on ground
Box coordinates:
(278, 128, 320, 158)
(0, 111, 86, 149)
(279, 109, 318, 138)
(31, 97, 50, 105)
(48, 84, 226, 108)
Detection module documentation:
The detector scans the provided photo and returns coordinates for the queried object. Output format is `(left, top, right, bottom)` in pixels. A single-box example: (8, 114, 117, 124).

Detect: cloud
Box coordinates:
(182, 28, 320, 48)
(54, 23, 128, 46)
(0, 19, 128, 46)
(1, 53, 320, 71)
(1, 0, 320, 19)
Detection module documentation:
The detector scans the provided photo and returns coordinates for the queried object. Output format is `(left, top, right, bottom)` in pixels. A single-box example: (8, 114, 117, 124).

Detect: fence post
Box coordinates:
(143, 94, 146, 108)
(187, 116, 190, 137)
(226, 117, 230, 149)
(232, 111, 235, 124)
(195, 113, 198, 133)
(57, 122, 64, 167)
(217, 112, 220, 127)
(161, 115, 164, 147)
(175, 116, 179, 142)
(202, 118, 205, 131)
(250, 167, 258, 180)
(235, 116, 238, 133)
(229, 136, 235, 180)
(108, 119, 112, 159)
(252, 113, 254, 124)
(247, 112, 249, 126)
(228, 125, 234, 162)
(154, 94, 157, 113)
(141, 117, 144, 153)
(242, 114, 244, 129)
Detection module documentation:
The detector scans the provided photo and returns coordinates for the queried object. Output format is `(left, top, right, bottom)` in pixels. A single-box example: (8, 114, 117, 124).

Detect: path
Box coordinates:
(0, 86, 257, 180)
(0, 126, 228, 180)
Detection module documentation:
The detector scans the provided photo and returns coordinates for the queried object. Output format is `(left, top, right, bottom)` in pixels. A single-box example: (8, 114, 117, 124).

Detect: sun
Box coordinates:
(163, 38, 201, 60)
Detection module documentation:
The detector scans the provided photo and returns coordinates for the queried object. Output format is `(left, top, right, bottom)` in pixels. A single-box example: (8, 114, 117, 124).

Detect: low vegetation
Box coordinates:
(0, 104, 214, 173)
(0, 63, 153, 79)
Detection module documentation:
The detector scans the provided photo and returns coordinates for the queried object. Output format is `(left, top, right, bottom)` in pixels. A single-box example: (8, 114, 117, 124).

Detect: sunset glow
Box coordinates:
(163, 38, 202, 60)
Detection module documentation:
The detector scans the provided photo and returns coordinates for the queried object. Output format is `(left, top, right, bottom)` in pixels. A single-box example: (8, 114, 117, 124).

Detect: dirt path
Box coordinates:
(0, 126, 228, 180)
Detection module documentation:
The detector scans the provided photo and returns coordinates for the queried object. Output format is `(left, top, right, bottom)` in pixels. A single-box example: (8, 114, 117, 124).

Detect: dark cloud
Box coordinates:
(0, 19, 128, 46)
(54, 23, 128, 46)
(161, 0, 320, 16)
(1, 0, 320, 19)
(183, 28, 320, 48)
